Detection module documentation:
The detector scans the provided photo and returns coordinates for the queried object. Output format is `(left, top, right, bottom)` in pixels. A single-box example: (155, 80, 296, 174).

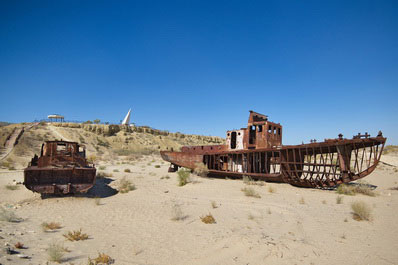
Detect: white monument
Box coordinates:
(121, 109, 131, 125)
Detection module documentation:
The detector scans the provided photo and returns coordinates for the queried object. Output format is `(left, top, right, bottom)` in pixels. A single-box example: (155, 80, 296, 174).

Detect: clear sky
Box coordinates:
(0, 0, 397, 144)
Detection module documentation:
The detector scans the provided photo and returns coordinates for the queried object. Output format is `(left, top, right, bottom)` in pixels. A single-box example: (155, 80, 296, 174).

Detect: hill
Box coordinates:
(0, 122, 225, 169)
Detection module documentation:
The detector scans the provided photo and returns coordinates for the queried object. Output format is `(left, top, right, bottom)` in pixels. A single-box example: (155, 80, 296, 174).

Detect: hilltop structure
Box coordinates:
(48, 114, 64, 122)
(121, 109, 131, 125)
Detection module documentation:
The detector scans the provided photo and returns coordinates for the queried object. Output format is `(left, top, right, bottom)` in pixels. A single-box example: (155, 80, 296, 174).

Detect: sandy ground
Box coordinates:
(0, 155, 398, 265)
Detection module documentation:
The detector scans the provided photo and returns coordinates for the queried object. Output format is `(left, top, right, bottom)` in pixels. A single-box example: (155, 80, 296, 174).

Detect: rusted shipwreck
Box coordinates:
(24, 141, 96, 194)
(161, 111, 386, 188)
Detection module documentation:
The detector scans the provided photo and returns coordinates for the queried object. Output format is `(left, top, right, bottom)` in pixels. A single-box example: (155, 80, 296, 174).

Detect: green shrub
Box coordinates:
(177, 168, 191, 186)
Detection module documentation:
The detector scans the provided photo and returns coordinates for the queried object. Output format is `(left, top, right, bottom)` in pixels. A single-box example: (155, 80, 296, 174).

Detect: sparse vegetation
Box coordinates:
(336, 182, 376, 197)
(124, 168, 131, 173)
(98, 166, 106, 170)
(47, 242, 67, 263)
(177, 168, 191, 186)
(63, 229, 89, 241)
(118, 177, 136, 193)
(171, 202, 187, 221)
(336, 196, 343, 204)
(96, 172, 113, 179)
(0, 207, 21, 222)
(5, 184, 19, 190)
(193, 162, 209, 177)
(201, 213, 216, 224)
(88, 253, 114, 265)
(154, 165, 161, 168)
(42, 222, 62, 232)
(243, 175, 265, 186)
(351, 201, 372, 221)
(241, 187, 261, 198)
(14, 242, 24, 249)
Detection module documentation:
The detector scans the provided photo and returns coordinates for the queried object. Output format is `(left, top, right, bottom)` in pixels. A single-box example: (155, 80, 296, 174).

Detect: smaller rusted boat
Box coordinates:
(24, 141, 96, 194)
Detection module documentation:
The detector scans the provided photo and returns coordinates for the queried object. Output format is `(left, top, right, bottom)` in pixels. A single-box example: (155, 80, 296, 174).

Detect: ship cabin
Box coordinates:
(226, 111, 282, 151)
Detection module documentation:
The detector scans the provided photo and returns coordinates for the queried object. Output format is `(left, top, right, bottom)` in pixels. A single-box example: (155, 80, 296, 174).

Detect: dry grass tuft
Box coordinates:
(336, 182, 377, 197)
(94, 197, 101, 206)
(268, 186, 276, 193)
(336, 195, 343, 204)
(113, 169, 119, 172)
(171, 202, 187, 221)
(96, 172, 113, 179)
(177, 168, 191, 186)
(193, 162, 209, 177)
(299, 197, 305, 204)
(88, 253, 114, 265)
(124, 168, 131, 173)
(241, 187, 261, 198)
(267, 208, 272, 214)
(63, 229, 89, 241)
(322, 200, 327, 204)
(14, 242, 24, 249)
(98, 166, 106, 170)
(154, 165, 161, 168)
(47, 242, 67, 263)
(118, 177, 136, 193)
(351, 201, 372, 221)
(243, 175, 265, 186)
(42, 222, 62, 232)
(211, 201, 218, 209)
(201, 213, 216, 224)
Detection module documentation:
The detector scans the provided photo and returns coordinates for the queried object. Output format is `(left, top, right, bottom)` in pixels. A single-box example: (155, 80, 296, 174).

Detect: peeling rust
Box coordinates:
(161, 111, 386, 188)
(24, 141, 96, 194)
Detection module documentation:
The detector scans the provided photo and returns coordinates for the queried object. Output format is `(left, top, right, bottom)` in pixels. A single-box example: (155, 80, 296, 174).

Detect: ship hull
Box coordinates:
(24, 166, 96, 194)
(161, 136, 386, 188)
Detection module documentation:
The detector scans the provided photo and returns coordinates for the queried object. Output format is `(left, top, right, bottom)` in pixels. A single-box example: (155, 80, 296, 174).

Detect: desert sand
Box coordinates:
(1, 153, 398, 265)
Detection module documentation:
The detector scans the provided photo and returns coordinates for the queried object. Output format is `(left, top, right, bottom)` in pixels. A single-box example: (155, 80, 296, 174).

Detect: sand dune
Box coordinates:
(1, 154, 398, 265)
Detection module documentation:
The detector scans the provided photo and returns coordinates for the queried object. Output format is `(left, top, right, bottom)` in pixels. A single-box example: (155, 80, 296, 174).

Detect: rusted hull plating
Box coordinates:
(161, 136, 386, 188)
(24, 166, 96, 194)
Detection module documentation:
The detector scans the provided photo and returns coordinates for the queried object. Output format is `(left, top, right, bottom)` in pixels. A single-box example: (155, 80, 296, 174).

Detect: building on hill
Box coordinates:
(48, 114, 64, 122)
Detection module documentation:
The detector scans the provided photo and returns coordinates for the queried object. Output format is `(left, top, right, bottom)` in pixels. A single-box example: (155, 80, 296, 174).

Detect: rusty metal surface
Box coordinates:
(24, 141, 96, 194)
(160, 111, 387, 188)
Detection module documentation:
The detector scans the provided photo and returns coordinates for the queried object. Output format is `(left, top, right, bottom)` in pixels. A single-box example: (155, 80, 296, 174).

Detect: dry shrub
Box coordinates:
(42, 222, 62, 232)
(124, 168, 131, 173)
(177, 168, 191, 186)
(351, 201, 372, 221)
(63, 229, 89, 241)
(299, 197, 305, 204)
(113, 169, 119, 172)
(193, 162, 209, 177)
(118, 177, 136, 193)
(88, 253, 114, 265)
(154, 165, 161, 168)
(200, 213, 216, 224)
(268, 186, 276, 193)
(241, 187, 261, 198)
(98, 166, 106, 170)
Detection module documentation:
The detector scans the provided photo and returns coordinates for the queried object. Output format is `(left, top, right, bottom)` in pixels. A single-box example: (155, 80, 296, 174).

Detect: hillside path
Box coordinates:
(0, 127, 24, 161)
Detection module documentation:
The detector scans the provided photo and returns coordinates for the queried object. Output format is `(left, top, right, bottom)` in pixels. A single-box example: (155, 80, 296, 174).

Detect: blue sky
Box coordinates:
(0, 0, 397, 144)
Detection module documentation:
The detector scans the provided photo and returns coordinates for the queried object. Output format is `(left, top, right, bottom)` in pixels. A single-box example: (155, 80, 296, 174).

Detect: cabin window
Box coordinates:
(227, 133, 230, 136)
(268, 125, 272, 133)
(278, 128, 281, 135)
(273, 127, 276, 134)
(249, 126, 256, 144)
(56, 144, 67, 152)
(258, 125, 263, 132)
(238, 132, 241, 135)
(201, 146, 204, 150)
